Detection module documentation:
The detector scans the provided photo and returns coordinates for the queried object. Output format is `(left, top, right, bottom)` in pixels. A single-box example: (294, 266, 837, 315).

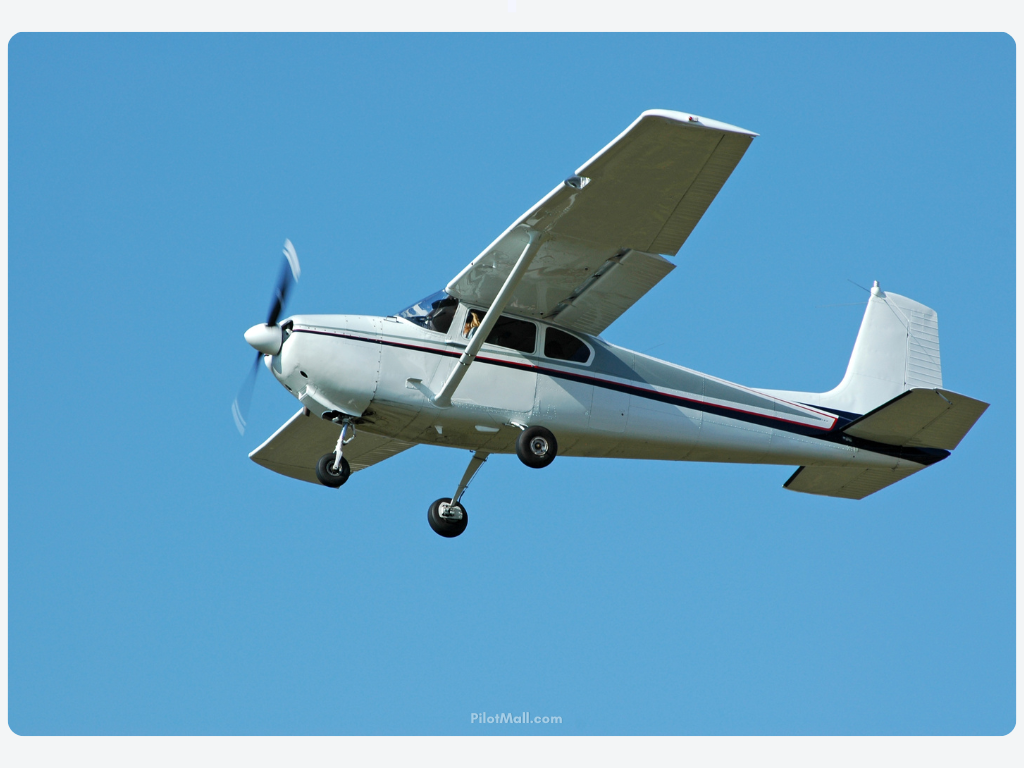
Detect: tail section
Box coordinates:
(783, 464, 925, 500)
(783, 388, 988, 499)
(821, 282, 942, 415)
(757, 282, 988, 499)
(842, 387, 988, 451)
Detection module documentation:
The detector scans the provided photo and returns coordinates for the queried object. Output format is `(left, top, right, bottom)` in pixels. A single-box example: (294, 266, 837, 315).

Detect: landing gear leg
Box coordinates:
(316, 419, 355, 488)
(428, 450, 489, 538)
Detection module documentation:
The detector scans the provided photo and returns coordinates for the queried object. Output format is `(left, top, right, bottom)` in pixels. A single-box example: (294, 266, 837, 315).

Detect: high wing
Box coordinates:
(446, 109, 757, 336)
(250, 408, 415, 485)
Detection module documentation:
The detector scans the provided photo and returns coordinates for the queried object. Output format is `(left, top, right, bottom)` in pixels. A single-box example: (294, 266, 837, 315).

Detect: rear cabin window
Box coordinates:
(463, 310, 536, 354)
(544, 327, 591, 363)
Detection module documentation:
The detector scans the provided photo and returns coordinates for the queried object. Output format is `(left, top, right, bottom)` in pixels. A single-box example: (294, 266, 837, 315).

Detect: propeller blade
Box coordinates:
(232, 351, 262, 435)
(267, 239, 301, 327)
(234, 239, 301, 436)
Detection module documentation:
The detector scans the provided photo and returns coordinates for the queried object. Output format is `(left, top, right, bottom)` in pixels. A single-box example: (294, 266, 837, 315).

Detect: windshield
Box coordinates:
(397, 290, 459, 334)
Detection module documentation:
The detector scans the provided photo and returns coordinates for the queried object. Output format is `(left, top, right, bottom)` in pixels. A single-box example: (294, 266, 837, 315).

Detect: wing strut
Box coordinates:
(431, 228, 545, 408)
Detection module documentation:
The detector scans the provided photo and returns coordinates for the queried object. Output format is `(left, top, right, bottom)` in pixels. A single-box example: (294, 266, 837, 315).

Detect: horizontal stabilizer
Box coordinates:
(250, 408, 415, 485)
(784, 464, 924, 500)
(842, 388, 988, 450)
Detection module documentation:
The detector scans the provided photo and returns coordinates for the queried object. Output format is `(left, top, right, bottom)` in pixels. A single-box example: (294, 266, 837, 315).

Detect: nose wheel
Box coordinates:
(316, 453, 350, 487)
(316, 418, 355, 488)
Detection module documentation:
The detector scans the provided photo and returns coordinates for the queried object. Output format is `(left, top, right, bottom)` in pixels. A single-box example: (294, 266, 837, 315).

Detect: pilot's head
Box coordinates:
(464, 311, 482, 337)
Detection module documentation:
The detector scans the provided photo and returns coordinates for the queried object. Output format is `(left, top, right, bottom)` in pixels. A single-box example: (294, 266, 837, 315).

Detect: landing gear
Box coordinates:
(428, 498, 468, 538)
(316, 453, 350, 487)
(427, 450, 489, 538)
(316, 418, 355, 488)
(516, 425, 558, 469)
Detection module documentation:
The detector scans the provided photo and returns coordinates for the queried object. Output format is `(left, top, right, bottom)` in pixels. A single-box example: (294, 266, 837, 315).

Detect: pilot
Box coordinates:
(463, 311, 482, 338)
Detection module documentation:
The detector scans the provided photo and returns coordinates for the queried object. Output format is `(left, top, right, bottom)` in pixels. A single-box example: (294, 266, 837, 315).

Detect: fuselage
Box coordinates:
(266, 303, 941, 474)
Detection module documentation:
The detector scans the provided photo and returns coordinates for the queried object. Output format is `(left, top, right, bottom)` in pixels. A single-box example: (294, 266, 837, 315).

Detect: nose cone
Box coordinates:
(244, 323, 283, 355)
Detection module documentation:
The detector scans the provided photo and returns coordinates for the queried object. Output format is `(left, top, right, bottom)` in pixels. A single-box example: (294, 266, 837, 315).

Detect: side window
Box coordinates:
(544, 327, 591, 363)
(463, 310, 536, 354)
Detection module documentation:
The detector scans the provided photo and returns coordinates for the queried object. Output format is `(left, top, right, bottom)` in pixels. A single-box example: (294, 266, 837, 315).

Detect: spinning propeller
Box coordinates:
(232, 239, 301, 435)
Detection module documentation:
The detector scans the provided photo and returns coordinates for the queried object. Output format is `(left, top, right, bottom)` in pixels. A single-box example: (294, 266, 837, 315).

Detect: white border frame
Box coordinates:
(2, 5, 1020, 767)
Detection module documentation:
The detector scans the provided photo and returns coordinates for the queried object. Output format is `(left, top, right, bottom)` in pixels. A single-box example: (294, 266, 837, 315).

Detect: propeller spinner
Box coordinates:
(232, 239, 301, 435)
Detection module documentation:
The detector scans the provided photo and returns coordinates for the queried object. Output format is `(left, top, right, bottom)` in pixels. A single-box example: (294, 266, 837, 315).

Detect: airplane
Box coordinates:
(233, 109, 988, 538)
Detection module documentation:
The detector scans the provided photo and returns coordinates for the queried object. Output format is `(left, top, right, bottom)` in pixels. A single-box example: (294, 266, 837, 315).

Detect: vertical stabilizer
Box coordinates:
(819, 283, 941, 414)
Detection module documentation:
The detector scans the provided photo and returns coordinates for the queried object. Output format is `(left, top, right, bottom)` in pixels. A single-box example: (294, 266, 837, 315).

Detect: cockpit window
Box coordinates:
(398, 290, 459, 334)
(463, 310, 536, 354)
(544, 327, 591, 363)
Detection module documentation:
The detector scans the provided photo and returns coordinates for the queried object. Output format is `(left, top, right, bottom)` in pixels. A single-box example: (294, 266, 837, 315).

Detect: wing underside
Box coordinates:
(446, 110, 756, 336)
(250, 408, 415, 485)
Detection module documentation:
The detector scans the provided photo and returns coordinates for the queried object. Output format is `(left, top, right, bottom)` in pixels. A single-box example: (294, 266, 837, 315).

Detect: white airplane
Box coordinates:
(234, 110, 988, 538)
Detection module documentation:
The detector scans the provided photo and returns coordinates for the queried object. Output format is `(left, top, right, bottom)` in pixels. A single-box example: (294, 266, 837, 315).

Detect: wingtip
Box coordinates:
(640, 109, 758, 137)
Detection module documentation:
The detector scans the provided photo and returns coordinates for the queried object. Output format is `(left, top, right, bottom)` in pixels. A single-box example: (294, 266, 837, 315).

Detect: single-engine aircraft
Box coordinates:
(233, 110, 988, 538)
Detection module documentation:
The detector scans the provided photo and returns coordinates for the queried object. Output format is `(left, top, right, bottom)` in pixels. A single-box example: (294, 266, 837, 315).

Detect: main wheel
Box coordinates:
(427, 497, 468, 538)
(316, 453, 350, 488)
(516, 425, 558, 469)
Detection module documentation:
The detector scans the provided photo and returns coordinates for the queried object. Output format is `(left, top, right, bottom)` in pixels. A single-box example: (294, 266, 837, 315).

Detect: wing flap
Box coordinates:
(783, 464, 924, 500)
(546, 249, 675, 336)
(249, 408, 415, 485)
(842, 388, 988, 450)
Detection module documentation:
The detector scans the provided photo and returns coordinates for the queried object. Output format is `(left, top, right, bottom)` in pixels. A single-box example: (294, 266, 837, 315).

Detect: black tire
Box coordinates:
(516, 425, 558, 469)
(427, 497, 468, 538)
(316, 453, 350, 488)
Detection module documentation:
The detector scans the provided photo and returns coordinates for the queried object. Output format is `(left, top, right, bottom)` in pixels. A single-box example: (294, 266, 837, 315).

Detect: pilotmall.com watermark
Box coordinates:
(471, 712, 562, 725)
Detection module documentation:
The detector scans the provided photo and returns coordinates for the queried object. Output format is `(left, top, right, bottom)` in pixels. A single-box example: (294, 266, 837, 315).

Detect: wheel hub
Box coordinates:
(438, 501, 464, 521)
(530, 437, 548, 456)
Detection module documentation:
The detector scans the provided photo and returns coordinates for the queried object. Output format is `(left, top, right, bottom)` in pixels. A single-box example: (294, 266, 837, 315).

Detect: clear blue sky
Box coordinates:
(8, 33, 1014, 735)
